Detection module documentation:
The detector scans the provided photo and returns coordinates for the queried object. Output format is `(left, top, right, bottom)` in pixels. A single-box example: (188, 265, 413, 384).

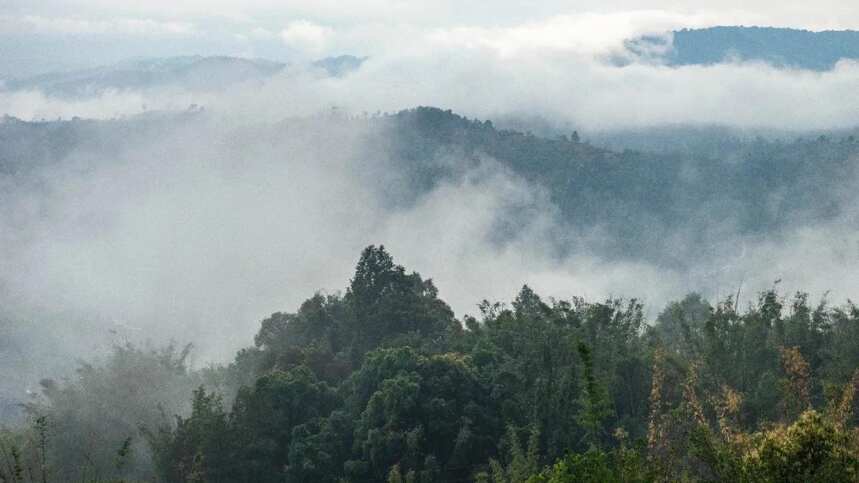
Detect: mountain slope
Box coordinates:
(3, 107, 858, 266)
(627, 26, 859, 70)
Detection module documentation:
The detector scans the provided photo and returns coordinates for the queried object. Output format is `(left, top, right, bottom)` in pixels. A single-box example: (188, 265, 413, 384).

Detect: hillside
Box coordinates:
(3, 107, 858, 267)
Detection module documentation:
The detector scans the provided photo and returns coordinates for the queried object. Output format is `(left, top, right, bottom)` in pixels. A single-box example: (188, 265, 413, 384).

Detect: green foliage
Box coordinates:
(688, 409, 859, 483)
(345, 348, 499, 482)
(345, 245, 459, 361)
(15, 246, 859, 482)
(145, 387, 230, 482)
(528, 444, 654, 483)
(575, 343, 613, 447)
(146, 366, 338, 482)
(477, 426, 541, 483)
(743, 410, 859, 482)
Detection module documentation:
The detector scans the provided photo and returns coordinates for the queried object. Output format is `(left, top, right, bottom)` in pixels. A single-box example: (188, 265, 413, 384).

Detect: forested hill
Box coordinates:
(628, 26, 859, 70)
(377, 108, 859, 263)
(3, 107, 859, 266)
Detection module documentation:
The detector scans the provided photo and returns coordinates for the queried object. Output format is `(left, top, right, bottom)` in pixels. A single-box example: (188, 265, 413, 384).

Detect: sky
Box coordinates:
(2, 0, 859, 78)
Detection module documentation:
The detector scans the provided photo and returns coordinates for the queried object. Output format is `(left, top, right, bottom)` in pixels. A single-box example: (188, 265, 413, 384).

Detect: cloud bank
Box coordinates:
(5, 36, 859, 132)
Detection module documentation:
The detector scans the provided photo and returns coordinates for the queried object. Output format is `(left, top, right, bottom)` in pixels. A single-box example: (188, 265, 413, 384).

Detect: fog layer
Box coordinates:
(2, 111, 858, 379)
(4, 19, 859, 131)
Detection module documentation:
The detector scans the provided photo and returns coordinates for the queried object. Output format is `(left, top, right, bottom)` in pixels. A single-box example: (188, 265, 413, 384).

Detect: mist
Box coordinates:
(0, 113, 663, 366)
(3, 106, 859, 375)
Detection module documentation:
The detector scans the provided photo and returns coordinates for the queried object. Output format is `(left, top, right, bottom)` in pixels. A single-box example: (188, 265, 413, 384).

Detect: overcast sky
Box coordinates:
(2, 0, 859, 78)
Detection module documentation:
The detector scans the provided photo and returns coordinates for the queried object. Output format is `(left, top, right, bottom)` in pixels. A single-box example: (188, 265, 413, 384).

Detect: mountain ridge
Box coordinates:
(626, 26, 859, 70)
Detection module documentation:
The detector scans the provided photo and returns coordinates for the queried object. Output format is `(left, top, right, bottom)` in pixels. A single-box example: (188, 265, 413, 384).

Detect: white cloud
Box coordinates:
(249, 26, 275, 39)
(0, 89, 194, 121)
(5, 42, 859, 132)
(280, 20, 333, 55)
(426, 11, 712, 57)
(0, 121, 687, 362)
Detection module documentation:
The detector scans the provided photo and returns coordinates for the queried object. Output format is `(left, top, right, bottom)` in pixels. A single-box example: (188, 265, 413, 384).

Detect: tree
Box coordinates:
(346, 347, 499, 482)
(28, 343, 199, 482)
(576, 343, 613, 447)
(229, 366, 338, 482)
(146, 386, 231, 483)
(345, 245, 457, 361)
(477, 426, 540, 483)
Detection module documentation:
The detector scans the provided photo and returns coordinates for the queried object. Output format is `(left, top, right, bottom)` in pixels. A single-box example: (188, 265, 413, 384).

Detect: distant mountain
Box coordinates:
(312, 55, 367, 77)
(2, 55, 368, 97)
(626, 26, 859, 70)
(3, 56, 286, 97)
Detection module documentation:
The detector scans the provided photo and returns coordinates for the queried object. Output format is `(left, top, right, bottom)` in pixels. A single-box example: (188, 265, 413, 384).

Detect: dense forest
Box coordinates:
(3, 245, 859, 482)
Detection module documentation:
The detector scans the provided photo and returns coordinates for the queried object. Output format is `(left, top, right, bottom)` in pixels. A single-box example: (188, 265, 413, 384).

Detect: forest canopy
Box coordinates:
(5, 245, 859, 482)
